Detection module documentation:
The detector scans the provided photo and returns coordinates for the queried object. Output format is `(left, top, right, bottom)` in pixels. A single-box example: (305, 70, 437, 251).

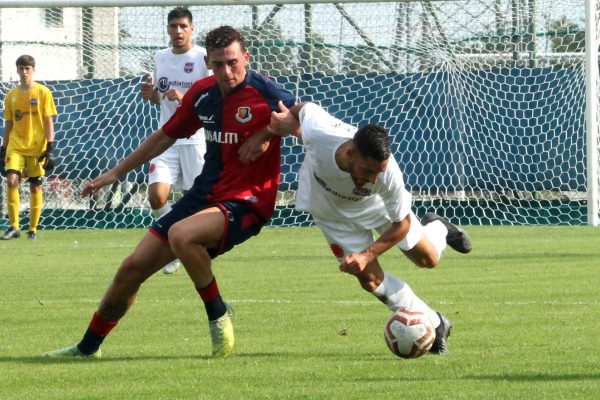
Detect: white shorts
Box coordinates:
(148, 143, 205, 191)
(317, 211, 424, 261)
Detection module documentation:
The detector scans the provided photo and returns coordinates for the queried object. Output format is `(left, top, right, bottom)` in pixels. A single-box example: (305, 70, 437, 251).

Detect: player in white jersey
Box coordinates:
(270, 101, 473, 355)
(140, 7, 211, 274)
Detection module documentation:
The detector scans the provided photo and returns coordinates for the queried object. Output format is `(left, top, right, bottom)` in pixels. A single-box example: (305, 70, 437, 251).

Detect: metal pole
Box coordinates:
(82, 7, 94, 78)
(527, 0, 537, 68)
(304, 3, 312, 74)
(585, 0, 599, 225)
(1, 0, 426, 6)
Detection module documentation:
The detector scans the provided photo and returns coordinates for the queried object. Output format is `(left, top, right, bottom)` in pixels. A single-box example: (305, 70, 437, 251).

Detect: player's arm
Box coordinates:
(339, 215, 411, 275)
(0, 120, 10, 175)
(44, 116, 55, 143)
(3, 99, 13, 148)
(238, 99, 303, 164)
(3, 120, 12, 148)
(140, 74, 160, 105)
(164, 88, 184, 103)
(270, 101, 306, 138)
(38, 115, 57, 171)
(341, 162, 414, 275)
(81, 129, 175, 197)
(238, 125, 274, 164)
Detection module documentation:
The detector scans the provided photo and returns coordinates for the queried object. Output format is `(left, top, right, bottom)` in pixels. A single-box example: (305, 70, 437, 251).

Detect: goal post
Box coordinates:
(585, 0, 599, 225)
(0, 0, 598, 230)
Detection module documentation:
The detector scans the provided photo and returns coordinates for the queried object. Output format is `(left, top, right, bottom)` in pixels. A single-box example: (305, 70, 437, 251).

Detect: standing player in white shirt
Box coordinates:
(140, 6, 211, 274)
(270, 101, 473, 355)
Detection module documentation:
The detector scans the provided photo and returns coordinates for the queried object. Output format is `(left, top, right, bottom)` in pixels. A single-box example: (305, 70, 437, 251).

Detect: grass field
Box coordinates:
(0, 226, 599, 399)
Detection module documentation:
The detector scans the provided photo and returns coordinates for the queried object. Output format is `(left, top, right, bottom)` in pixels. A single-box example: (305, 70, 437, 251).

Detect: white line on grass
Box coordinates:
(5, 298, 600, 306)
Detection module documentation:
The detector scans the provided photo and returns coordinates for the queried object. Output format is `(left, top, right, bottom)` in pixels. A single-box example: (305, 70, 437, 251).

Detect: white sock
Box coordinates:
(151, 202, 172, 220)
(372, 272, 440, 327)
(423, 220, 448, 261)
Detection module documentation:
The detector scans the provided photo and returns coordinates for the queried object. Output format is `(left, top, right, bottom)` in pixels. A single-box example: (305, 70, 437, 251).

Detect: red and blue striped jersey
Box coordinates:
(162, 71, 295, 221)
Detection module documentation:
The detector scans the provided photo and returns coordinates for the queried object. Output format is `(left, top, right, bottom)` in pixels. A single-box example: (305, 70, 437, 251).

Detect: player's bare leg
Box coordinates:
(421, 213, 472, 254)
(168, 207, 224, 287)
(44, 233, 175, 358)
(402, 238, 441, 268)
(347, 258, 448, 354)
(353, 258, 385, 292)
(403, 212, 472, 268)
(168, 207, 234, 357)
(98, 233, 174, 320)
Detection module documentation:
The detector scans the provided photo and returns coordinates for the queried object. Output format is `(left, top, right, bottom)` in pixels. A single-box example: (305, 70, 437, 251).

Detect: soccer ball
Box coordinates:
(384, 308, 435, 359)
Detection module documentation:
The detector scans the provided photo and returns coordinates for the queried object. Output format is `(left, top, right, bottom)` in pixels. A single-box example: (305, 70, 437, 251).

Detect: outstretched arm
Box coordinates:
(339, 215, 411, 275)
(81, 129, 175, 197)
(238, 125, 274, 164)
(269, 101, 307, 138)
(238, 101, 309, 164)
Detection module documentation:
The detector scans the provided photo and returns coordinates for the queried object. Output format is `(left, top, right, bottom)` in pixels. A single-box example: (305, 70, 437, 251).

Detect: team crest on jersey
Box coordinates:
(15, 110, 23, 121)
(235, 107, 252, 123)
(353, 186, 371, 196)
(30, 98, 38, 106)
(184, 62, 194, 73)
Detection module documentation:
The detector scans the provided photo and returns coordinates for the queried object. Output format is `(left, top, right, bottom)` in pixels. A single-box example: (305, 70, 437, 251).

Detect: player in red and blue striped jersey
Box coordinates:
(159, 70, 289, 225)
(44, 26, 295, 359)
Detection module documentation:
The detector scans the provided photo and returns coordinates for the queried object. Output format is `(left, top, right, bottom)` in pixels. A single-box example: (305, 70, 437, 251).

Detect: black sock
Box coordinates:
(204, 296, 227, 321)
(77, 328, 105, 355)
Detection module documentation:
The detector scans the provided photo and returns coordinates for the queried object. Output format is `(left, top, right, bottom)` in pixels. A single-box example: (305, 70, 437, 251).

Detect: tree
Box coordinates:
(340, 45, 388, 75)
(297, 33, 337, 75)
(240, 22, 295, 77)
(548, 16, 584, 53)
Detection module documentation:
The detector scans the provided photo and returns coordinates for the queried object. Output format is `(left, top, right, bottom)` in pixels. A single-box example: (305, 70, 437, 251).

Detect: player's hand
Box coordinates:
(238, 128, 272, 164)
(140, 75, 157, 100)
(270, 101, 301, 137)
(164, 88, 183, 103)
(0, 146, 6, 177)
(38, 142, 55, 172)
(81, 171, 118, 197)
(339, 252, 369, 275)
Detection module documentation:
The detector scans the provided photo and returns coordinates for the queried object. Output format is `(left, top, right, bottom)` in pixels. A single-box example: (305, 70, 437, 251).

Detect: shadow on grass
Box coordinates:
(466, 373, 600, 382)
(0, 352, 297, 364)
(460, 253, 599, 262)
(0, 350, 397, 364)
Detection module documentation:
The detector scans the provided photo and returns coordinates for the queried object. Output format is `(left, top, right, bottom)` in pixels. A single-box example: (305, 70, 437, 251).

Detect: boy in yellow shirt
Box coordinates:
(1, 55, 57, 240)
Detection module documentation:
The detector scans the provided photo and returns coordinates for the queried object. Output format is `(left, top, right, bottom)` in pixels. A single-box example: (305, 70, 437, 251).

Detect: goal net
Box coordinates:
(0, 0, 598, 229)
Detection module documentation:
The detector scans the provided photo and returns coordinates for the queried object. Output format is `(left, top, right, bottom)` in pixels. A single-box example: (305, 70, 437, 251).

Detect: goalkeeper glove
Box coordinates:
(0, 146, 6, 176)
(38, 141, 55, 172)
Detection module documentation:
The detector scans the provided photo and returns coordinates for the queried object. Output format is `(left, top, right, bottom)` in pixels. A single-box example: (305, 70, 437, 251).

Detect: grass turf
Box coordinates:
(0, 226, 599, 399)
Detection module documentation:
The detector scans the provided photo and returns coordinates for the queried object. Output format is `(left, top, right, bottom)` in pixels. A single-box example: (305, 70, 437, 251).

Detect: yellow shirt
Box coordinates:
(3, 82, 57, 156)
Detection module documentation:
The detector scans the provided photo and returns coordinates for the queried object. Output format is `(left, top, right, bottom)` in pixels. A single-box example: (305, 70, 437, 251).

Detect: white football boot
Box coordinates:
(162, 259, 181, 274)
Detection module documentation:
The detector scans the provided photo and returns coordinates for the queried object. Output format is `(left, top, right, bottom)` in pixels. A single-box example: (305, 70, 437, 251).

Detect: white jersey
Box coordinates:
(154, 45, 211, 145)
(296, 103, 413, 230)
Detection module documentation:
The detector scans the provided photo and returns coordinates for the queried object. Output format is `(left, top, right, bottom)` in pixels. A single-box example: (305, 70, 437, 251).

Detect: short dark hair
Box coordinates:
(204, 25, 246, 53)
(353, 124, 391, 162)
(167, 6, 192, 23)
(16, 55, 35, 68)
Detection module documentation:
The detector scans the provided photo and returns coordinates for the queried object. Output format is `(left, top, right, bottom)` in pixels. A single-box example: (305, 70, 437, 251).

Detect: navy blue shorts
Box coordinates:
(150, 194, 265, 259)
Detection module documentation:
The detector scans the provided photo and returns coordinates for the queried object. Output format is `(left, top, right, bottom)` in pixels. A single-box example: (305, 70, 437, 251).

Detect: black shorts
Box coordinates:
(150, 194, 265, 259)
